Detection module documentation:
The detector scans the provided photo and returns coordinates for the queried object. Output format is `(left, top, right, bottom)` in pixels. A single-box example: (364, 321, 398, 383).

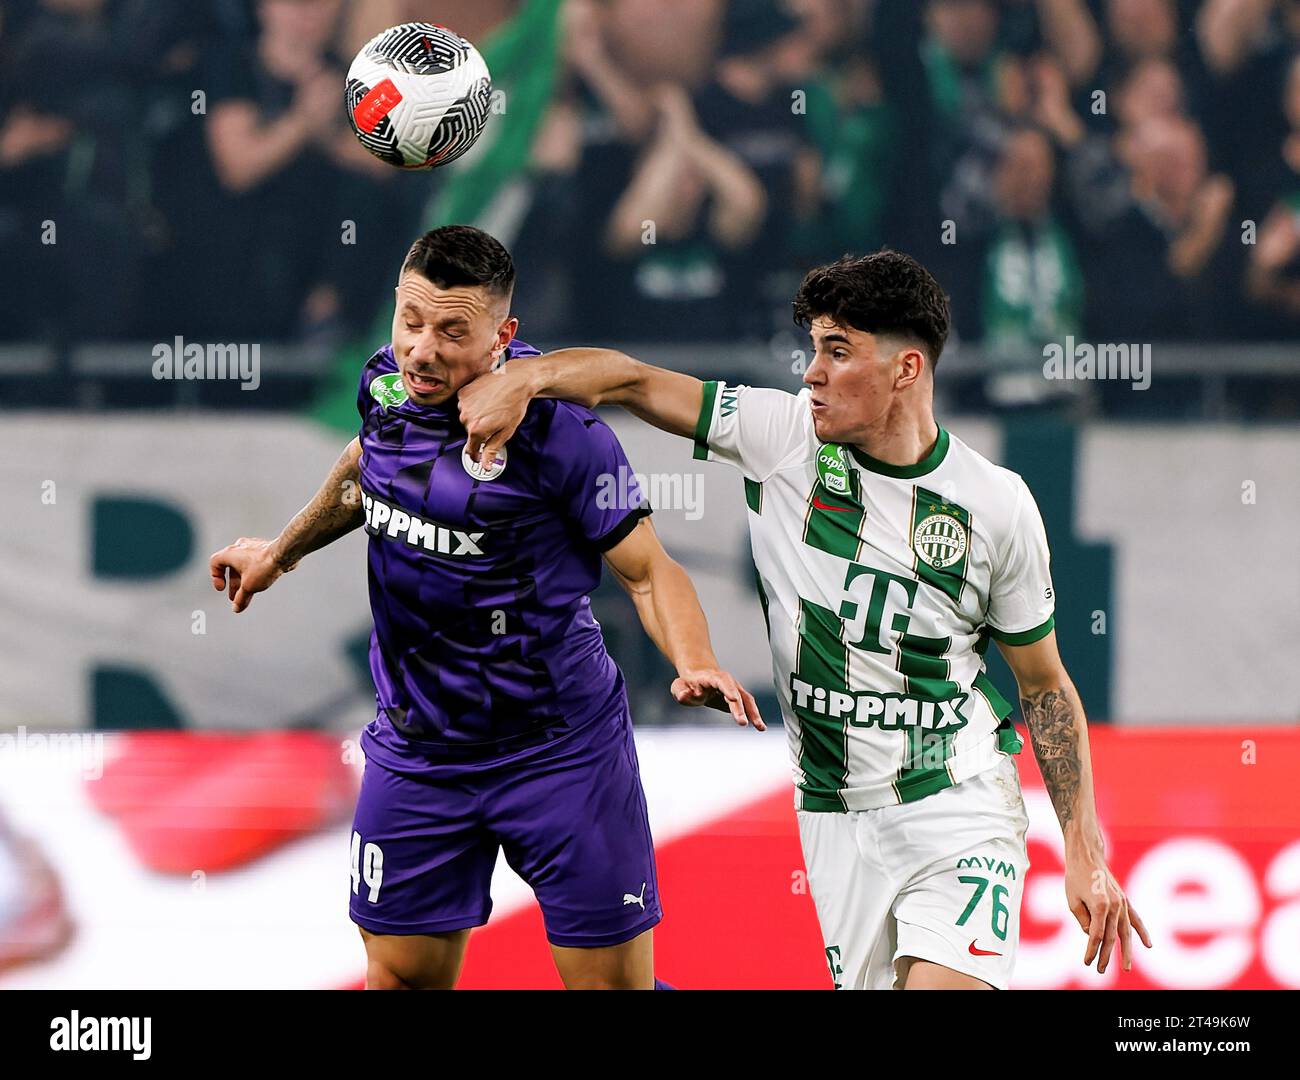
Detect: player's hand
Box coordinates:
(1064, 849, 1152, 975)
(208, 537, 295, 614)
(671, 669, 765, 731)
(459, 363, 532, 468)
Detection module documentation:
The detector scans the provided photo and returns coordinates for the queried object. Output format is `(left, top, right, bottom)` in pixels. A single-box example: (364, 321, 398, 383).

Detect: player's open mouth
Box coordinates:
(405, 370, 444, 395)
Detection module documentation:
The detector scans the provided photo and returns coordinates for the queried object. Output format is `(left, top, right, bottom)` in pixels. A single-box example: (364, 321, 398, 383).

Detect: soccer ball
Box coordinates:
(345, 23, 492, 170)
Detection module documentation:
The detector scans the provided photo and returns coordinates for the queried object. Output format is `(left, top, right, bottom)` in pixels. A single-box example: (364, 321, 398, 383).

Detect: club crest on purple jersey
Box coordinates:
(461, 445, 507, 480)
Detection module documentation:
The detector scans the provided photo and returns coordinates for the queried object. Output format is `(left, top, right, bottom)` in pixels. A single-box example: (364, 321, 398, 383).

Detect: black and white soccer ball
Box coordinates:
(345, 23, 492, 170)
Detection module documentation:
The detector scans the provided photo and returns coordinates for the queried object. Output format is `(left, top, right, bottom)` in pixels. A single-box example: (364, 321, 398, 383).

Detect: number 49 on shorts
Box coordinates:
(351, 831, 384, 903)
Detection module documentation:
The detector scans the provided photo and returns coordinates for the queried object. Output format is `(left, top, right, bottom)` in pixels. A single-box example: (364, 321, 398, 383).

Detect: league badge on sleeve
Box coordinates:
(815, 443, 851, 495)
(370, 373, 408, 411)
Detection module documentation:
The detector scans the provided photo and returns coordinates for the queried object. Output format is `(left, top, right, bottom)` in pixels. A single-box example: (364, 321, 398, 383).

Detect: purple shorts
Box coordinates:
(348, 708, 662, 948)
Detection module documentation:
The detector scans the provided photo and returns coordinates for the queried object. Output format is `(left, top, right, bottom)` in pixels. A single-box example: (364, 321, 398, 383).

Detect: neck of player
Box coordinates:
(851, 404, 941, 470)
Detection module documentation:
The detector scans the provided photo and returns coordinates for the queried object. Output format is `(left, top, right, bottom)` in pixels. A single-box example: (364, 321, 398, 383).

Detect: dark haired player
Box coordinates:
(209, 225, 761, 989)
(459, 249, 1152, 990)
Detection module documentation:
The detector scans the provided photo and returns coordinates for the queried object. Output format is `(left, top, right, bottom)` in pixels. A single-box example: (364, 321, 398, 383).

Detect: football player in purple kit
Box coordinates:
(209, 225, 762, 989)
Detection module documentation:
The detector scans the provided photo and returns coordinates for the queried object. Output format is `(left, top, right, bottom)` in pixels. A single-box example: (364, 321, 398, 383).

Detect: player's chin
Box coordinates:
(810, 409, 839, 443)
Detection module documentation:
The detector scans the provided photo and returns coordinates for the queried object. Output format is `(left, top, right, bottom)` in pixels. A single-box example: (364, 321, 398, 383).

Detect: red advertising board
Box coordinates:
(455, 728, 1300, 989)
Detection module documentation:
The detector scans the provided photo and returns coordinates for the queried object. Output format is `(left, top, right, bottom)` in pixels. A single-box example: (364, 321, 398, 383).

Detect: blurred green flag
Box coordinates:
(312, 0, 564, 430)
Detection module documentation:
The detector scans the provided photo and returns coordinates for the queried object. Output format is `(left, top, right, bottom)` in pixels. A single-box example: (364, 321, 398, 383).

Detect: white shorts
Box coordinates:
(796, 753, 1030, 990)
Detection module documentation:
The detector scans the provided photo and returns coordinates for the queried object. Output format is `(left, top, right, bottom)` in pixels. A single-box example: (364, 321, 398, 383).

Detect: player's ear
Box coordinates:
(490, 315, 518, 369)
(497, 314, 519, 347)
(895, 346, 925, 389)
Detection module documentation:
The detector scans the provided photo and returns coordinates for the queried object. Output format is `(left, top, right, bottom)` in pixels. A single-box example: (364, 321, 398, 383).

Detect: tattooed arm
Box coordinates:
(998, 630, 1152, 974)
(209, 438, 364, 613)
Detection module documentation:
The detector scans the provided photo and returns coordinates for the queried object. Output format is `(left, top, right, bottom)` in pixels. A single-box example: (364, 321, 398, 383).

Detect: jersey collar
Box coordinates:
(847, 426, 949, 478)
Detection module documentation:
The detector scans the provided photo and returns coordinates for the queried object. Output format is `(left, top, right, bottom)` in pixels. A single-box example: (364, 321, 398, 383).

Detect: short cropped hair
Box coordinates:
(401, 224, 515, 300)
(792, 249, 950, 368)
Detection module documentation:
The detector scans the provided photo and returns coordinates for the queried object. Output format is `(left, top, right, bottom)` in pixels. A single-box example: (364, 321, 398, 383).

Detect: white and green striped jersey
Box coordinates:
(693, 381, 1055, 812)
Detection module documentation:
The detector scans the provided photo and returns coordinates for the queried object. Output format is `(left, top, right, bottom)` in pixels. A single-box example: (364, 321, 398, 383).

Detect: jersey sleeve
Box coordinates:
(691, 381, 810, 481)
(985, 477, 1056, 644)
(356, 363, 375, 428)
(542, 404, 651, 551)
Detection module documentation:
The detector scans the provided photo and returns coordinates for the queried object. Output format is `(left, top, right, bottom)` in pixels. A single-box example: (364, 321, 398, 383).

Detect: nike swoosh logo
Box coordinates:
(968, 940, 1002, 957)
(812, 496, 855, 512)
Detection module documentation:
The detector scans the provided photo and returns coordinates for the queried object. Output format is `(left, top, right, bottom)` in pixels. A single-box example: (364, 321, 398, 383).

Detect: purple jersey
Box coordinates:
(354, 341, 648, 768)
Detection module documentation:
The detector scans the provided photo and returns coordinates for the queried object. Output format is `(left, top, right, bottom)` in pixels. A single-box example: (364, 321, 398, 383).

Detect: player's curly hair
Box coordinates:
(792, 249, 951, 369)
(402, 225, 515, 299)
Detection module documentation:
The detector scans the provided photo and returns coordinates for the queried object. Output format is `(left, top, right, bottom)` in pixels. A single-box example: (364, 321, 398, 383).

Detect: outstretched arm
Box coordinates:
(209, 437, 364, 612)
(603, 517, 763, 730)
(997, 631, 1152, 973)
(273, 437, 366, 564)
(459, 349, 703, 467)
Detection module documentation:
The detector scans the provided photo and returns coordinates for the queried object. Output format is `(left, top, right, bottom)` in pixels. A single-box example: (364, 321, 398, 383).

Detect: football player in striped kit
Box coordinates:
(459, 249, 1152, 989)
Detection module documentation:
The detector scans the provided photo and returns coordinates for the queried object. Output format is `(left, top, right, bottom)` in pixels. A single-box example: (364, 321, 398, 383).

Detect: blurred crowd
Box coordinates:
(3, 0, 1300, 357)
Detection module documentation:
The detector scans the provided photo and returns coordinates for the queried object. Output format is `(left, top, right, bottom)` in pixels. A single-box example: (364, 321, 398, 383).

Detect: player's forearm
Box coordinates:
(1019, 678, 1105, 856)
(270, 439, 365, 568)
(628, 557, 721, 675)
(515, 349, 701, 439)
(520, 348, 644, 411)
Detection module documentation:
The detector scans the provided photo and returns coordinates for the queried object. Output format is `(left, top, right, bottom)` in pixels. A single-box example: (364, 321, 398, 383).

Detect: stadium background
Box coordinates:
(1, 0, 1297, 989)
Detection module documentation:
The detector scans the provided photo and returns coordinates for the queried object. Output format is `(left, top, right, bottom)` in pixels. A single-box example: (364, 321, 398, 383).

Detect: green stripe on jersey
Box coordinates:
(692, 381, 719, 460)
(752, 565, 772, 636)
(972, 671, 1014, 721)
(910, 485, 971, 603)
(744, 477, 763, 513)
(802, 471, 865, 560)
(795, 598, 850, 811)
(995, 717, 1025, 755)
(896, 628, 960, 701)
(894, 628, 961, 802)
(987, 614, 1055, 645)
(895, 726, 958, 803)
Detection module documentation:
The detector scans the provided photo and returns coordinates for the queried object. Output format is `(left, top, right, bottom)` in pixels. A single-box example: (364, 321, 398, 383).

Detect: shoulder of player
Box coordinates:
(506, 338, 542, 361)
(725, 384, 817, 470)
(942, 431, 1037, 538)
(357, 344, 397, 385)
(720, 381, 810, 417)
(518, 397, 615, 449)
(356, 347, 398, 424)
